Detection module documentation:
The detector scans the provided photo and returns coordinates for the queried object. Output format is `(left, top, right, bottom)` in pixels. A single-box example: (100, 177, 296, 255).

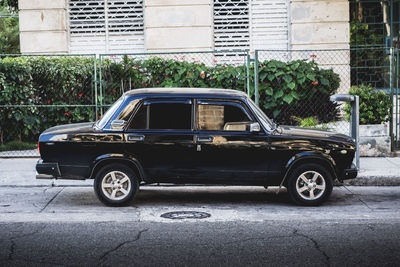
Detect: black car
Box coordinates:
(36, 88, 357, 206)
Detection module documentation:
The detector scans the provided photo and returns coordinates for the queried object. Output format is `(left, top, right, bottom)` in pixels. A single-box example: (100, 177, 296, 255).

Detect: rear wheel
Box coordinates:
(94, 163, 139, 206)
(287, 163, 333, 206)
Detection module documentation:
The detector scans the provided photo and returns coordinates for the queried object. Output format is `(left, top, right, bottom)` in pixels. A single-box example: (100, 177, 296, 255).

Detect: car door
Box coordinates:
(191, 99, 272, 184)
(124, 98, 197, 182)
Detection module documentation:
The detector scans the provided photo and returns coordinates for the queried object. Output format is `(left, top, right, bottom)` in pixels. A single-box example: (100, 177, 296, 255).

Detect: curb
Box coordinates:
(342, 177, 400, 186)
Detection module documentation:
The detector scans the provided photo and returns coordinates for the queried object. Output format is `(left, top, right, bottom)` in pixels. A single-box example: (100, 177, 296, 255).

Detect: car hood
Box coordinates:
(279, 125, 354, 144)
(42, 122, 96, 135)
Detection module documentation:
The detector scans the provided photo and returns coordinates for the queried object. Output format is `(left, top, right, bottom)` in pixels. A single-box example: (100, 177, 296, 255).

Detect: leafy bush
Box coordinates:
(344, 84, 391, 124)
(292, 116, 329, 130)
(0, 141, 37, 152)
(101, 56, 248, 104)
(0, 7, 19, 54)
(0, 55, 340, 145)
(257, 59, 340, 124)
(103, 56, 340, 124)
(0, 56, 95, 144)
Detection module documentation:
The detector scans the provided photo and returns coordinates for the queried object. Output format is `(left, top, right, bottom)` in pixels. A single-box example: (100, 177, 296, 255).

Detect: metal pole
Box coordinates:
(396, 49, 399, 146)
(390, 0, 394, 151)
(94, 54, 98, 121)
(351, 96, 360, 170)
(254, 50, 259, 106)
(246, 52, 250, 96)
(390, 47, 394, 152)
(99, 55, 103, 116)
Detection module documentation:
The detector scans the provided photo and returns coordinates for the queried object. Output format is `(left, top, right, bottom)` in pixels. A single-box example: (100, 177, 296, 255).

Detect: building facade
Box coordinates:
(18, 0, 349, 54)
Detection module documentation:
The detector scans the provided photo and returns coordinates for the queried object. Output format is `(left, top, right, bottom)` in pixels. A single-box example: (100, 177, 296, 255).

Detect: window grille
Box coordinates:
(214, 0, 250, 51)
(213, 0, 289, 52)
(69, 0, 145, 54)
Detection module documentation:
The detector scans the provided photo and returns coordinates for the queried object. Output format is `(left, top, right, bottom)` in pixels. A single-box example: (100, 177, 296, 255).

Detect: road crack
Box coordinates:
(342, 186, 373, 211)
(98, 228, 148, 264)
(293, 229, 330, 267)
(39, 187, 64, 213)
(7, 225, 47, 261)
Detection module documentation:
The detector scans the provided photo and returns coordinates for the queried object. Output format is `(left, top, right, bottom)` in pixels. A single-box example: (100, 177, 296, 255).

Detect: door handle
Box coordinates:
(196, 136, 213, 143)
(127, 135, 145, 142)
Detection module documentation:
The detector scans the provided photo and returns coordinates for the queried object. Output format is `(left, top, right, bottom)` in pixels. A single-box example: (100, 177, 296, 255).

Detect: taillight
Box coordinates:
(37, 141, 40, 155)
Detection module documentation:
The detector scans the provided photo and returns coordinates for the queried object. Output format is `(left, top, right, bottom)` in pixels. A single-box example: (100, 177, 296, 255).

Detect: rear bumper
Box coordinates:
(341, 164, 358, 181)
(36, 159, 61, 179)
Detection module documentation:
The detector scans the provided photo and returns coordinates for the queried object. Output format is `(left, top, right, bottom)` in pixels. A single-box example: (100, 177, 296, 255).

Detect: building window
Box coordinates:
(68, 0, 145, 54)
(213, 0, 250, 51)
(213, 0, 289, 51)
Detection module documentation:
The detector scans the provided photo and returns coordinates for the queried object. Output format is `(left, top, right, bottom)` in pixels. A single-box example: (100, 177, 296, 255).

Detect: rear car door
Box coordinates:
(191, 99, 271, 184)
(124, 98, 197, 182)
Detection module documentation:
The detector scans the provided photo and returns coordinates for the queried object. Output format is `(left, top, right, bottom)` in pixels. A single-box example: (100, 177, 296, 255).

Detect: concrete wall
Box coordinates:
(290, 0, 349, 50)
(18, 0, 350, 58)
(144, 0, 213, 52)
(19, 0, 68, 54)
(290, 0, 350, 93)
(359, 123, 391, 157)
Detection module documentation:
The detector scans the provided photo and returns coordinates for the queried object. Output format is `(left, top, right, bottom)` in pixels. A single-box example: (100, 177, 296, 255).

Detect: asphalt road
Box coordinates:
(1, 220, 400, 266)
(0, 185, 400, 266)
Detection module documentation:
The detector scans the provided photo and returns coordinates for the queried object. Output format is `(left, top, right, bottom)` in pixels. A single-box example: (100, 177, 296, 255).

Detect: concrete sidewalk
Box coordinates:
(346, 157, 400, 186)
(0, 157, 399, 187)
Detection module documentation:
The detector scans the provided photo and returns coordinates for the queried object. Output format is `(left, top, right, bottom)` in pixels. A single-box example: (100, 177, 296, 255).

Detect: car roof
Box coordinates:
(124, 88, 248, 99)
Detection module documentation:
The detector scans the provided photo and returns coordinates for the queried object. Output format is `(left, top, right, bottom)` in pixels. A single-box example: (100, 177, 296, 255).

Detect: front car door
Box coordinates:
(191, 99, 272, 185)
(124, 98, 197, 182)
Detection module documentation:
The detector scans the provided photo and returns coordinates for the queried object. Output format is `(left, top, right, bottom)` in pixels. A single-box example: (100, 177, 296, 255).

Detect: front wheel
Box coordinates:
(94, 163, 139, 206)
(287, 163, 333, 206)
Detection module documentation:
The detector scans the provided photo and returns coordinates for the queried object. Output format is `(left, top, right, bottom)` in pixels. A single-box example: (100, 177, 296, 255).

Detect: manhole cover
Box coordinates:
(160, 211, 211, 220)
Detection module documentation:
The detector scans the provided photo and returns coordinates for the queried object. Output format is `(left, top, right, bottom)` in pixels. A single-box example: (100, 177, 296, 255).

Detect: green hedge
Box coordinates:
(344, 84, 391, 124)
(257, 59, 340, 123)
(0, 56, 95, 144)
(0, 56, 340, 144)
(103, 56, 340, 124)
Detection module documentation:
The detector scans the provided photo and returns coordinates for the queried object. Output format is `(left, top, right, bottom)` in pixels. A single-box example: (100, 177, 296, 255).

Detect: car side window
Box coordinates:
(197, 101, 252, 131)
(129, 101, 192, 130)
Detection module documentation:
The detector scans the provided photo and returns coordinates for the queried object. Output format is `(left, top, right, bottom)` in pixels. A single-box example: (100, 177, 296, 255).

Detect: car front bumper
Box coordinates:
(341, 163, 358, 181)
(36, 159, 61, 179)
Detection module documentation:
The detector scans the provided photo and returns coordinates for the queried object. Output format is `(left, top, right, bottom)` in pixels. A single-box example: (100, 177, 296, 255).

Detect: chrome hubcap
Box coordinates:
(101, 171, 131, 201)
(296, 171, 326, 200)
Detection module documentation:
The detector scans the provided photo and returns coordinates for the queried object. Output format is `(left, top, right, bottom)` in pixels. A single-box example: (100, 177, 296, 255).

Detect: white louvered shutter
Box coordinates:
(68, 0, 145, 54)
(250, 0, 289, 50)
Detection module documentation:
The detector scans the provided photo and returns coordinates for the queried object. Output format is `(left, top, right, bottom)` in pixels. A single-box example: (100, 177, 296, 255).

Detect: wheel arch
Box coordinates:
(280, 152, 338, 187)
(89, 154, 146, 182)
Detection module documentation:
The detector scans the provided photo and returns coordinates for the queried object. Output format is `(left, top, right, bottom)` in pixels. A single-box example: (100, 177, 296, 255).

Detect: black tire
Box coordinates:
(287, 163, 333, 206)
(94, 163, 139, 206)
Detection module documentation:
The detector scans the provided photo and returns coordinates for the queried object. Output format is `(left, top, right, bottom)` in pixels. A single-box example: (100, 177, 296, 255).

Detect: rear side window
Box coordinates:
(197, 102, 251, 131)
(129, 102, 192, 130)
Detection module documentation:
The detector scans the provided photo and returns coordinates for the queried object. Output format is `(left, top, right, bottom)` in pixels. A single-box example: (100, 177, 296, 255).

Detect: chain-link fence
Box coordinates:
(98, 50, 250, 110)
(255, 48, 396, 141)
(1, 48, 398, 157)
(0, 54, 97, 157)
(255, 49, 351, 135)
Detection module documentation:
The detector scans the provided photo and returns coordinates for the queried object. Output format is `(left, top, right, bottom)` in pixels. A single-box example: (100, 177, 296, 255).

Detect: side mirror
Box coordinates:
(110, 120, 127, 130)
(249, 122, 261, 132)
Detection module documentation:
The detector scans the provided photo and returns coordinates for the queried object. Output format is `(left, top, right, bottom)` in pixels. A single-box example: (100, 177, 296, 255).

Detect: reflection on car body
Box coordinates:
(36, 88, 357, 206)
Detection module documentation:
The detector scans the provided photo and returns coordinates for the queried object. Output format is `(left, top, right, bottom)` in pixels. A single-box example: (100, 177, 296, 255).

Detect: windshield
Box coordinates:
(96, 96, 124, 129)
(247, 97, 273, 131)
